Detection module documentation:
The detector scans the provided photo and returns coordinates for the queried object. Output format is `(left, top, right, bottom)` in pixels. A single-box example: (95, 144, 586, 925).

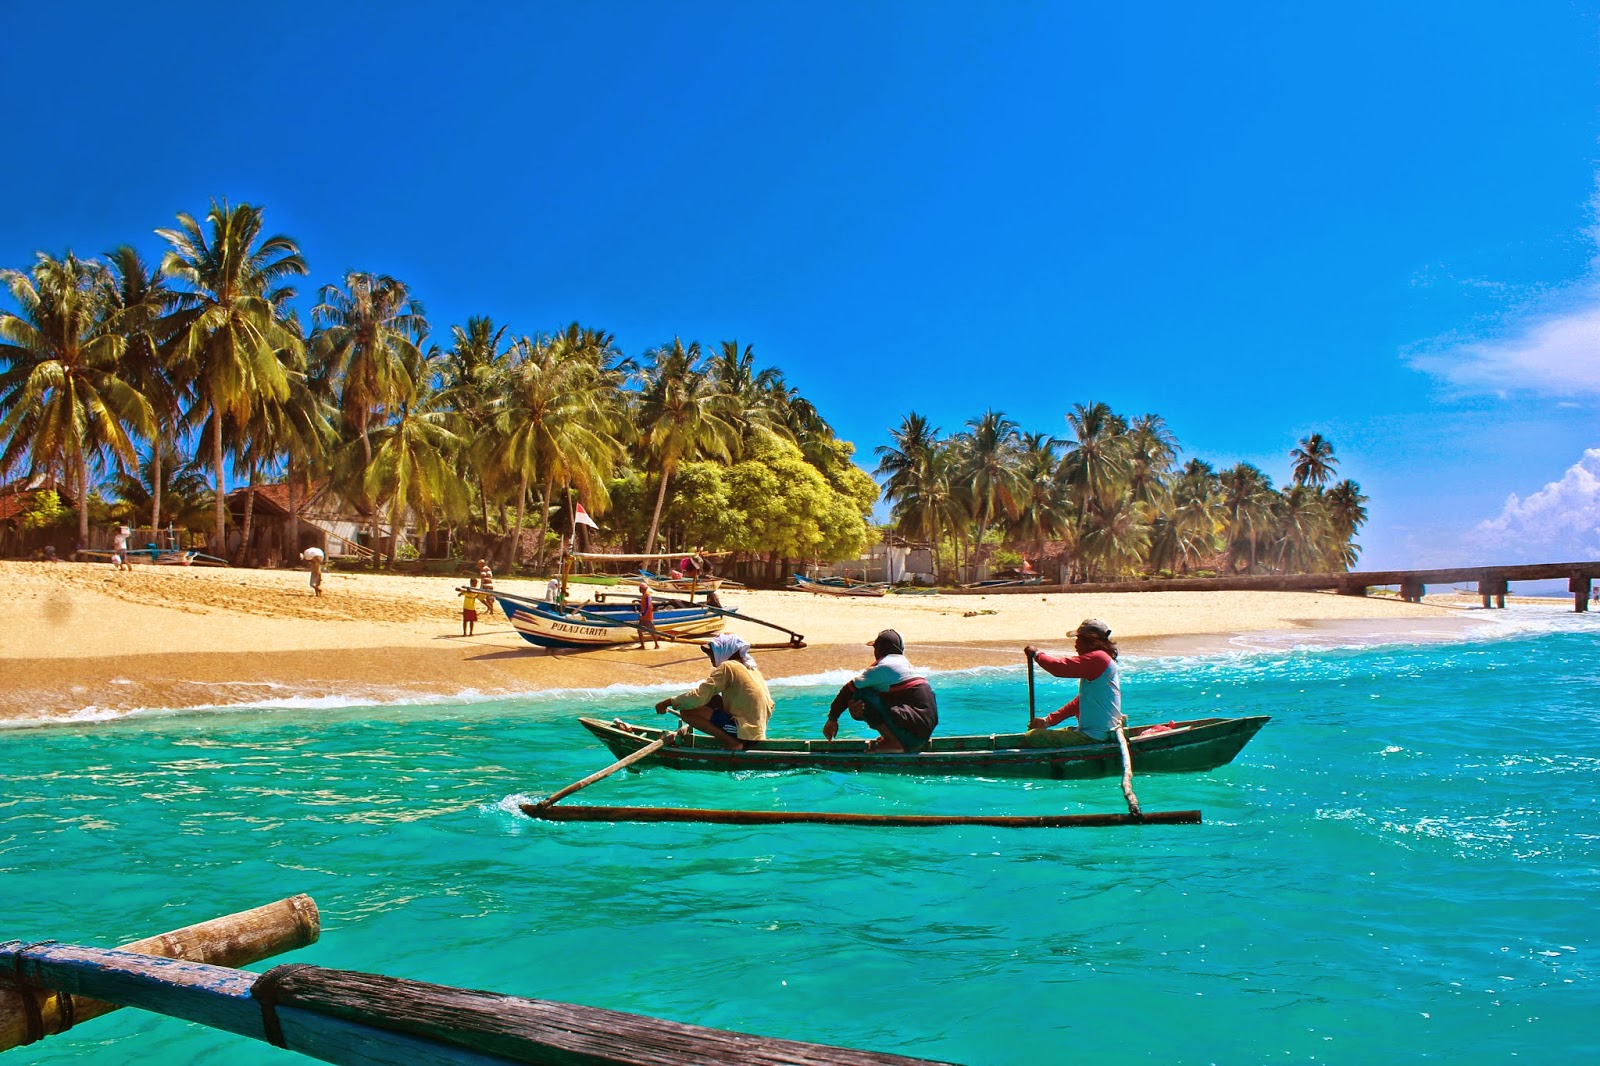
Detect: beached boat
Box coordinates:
(78, 545, 230, 566)
(790, 574, 889, 597)
(578, 714, 1269, 779)
(636, 569, 726, 594)
(487, 589, 725, 650)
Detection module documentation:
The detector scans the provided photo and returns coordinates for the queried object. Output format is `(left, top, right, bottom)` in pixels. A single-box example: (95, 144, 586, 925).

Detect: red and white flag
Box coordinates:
(572, 503, 600, 530)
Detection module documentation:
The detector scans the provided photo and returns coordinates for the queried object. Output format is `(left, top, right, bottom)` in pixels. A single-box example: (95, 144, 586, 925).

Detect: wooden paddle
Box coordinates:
(1026, 647, 1037, 730)
(527, 723, 683, 812)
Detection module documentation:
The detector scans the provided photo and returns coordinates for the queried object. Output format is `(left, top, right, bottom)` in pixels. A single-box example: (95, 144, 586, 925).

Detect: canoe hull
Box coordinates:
(789, 576, 888, 597)
(579, 715, 1269, 779)
(492, 595, 725, 650)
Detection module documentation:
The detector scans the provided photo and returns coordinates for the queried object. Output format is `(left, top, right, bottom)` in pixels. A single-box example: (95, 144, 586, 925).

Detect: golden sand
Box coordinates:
(0, 559, 1484, 725)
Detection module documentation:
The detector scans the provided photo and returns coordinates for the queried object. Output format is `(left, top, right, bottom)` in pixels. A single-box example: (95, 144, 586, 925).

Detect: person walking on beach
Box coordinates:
(111, 525, 130, 572)
(655, 634, 773, 751)
(300, 546, 325, 597)
(636, 582, 659, 649)
(824, 629, 939, 752)
(475, 559, 497, 616)
(1025, 618, 1122, 742)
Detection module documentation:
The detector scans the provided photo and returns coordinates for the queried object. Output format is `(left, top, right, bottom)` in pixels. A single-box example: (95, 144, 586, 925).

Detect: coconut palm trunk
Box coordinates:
(211, 382, 227, 554)
(151, 448, 163, 534)
(76, 451, 90, 548)
(645, 467, 671, 554)
(507, 473, 528, 571)
(237, 461, 258, 565)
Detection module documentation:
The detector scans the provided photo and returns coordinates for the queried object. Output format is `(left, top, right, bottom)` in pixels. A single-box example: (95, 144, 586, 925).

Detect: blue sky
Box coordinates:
(4, 3, 1599, 569)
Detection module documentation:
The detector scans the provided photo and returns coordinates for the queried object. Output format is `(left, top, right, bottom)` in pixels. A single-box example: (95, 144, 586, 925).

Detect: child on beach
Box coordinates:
(461, 577, 485, 636)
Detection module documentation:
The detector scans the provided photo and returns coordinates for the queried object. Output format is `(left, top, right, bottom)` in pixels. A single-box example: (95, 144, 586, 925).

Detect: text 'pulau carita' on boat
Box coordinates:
(0, 896, 953, 1065)
(465, 548, 805, 653)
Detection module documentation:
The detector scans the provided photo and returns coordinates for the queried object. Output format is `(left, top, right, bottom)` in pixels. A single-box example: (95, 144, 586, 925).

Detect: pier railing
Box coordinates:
(947, 561, 1600, 612)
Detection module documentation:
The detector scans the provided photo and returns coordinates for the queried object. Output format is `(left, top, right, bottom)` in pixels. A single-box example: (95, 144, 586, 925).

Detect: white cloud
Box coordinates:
(1408, 298, 1600, 396)
(1465, 448, 1600, 561)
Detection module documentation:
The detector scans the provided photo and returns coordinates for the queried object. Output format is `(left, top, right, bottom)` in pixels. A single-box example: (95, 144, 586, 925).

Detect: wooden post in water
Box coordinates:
(1571, 575, 1591, 613)
(0, 895, 319, 1052)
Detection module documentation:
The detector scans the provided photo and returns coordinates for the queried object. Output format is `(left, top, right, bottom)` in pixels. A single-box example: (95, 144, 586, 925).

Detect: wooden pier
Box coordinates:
(949, 561, 1600, 612)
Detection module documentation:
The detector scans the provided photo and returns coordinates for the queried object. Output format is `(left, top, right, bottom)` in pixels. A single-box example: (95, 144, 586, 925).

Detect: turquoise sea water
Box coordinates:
(3, 610, 1598, 1064)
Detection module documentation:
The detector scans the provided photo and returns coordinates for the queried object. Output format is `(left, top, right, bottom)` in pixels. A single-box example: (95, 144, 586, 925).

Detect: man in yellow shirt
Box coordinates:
(655, 634, 773, 751)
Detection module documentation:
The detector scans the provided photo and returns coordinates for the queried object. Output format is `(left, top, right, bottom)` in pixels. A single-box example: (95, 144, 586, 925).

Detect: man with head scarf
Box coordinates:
(655, 633, 773, 750)
(824, 629, 939, 753)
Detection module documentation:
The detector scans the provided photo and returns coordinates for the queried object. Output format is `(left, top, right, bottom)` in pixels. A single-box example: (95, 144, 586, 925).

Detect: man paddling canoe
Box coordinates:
(1025, 618, 1123, 742)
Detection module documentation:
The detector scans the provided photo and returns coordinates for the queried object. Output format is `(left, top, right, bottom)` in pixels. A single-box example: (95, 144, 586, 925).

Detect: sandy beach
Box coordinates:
(0, 559, 1495, 726)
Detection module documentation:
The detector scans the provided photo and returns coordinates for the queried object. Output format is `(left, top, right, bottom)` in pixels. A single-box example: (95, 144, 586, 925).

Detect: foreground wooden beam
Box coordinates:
(0, 947, 951, 1065)
(523, 804, 1202, 827)
(0, 895, 319, 1052)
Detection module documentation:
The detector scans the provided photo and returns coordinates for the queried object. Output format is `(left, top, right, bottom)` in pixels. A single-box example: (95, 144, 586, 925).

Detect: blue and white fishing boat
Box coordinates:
(488, 588, 728, 650)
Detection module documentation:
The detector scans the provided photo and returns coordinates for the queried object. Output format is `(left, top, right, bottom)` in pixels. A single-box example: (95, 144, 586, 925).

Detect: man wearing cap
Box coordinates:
(655, 634, 773, 750)
(1024, 618, 1122, 742)
(824, 629, 939, 752)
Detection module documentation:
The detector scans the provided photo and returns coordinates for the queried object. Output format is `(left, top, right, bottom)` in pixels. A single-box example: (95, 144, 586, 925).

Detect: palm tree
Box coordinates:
(875, 413, 941, 503)
(1272, 485, 1328, 573)
(313, 272, 428, 549)
(362, 346, 467, 567)
(1290, 433, 1339, 489)
(0, 252, 153, 545)
(438, 317, 513, 536)
(635, 338, 737, 553)
(1219, 463, 1277, 573)
(1009, 431, 1069, 576)
(1165, 459, 1224, 574)
(103, 245, 181, 532)
(1324, 479, 1369, 570)
(1061, 401, 1131, 514)
(1080, 494, 1151, 580)
(957, 409, 1024, 581)
(159, 200, 307, 550)
(1126, 413, 1179, 507)
(708, 339, 787, 455)
(109, 444, 213, 532)
(492, 331, 627, 570)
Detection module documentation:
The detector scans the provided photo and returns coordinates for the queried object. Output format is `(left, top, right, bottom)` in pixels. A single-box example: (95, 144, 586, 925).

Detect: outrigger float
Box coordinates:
(0, 896, 948, 1064)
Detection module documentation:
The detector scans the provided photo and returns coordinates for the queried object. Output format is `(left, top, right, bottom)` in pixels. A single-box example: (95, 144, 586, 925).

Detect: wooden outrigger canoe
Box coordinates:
(487, 589, 725, 650)
(579, 714, 1270, 779)
(636, 569, 726, 594)
(790, 574, 889, 597)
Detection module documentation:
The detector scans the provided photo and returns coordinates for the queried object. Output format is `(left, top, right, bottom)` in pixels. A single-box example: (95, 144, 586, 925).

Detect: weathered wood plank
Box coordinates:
(524, 804, 1201, 828)
(0, 894, 319, 1051)
(264, 965, 955, 1065)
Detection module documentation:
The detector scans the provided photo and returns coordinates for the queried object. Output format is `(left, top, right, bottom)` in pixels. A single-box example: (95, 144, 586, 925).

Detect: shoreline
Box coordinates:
(0, 560, 1511, 728)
